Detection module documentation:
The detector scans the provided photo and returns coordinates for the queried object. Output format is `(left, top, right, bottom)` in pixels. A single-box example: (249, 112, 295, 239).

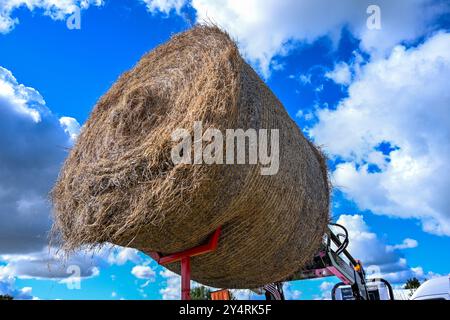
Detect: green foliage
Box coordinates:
(0, 295, 13, 300)
(190, 286, 212, 300)
(404, 277, 421, 290)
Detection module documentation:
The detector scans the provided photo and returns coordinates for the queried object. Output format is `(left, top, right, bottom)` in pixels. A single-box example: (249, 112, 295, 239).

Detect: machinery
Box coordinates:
(150, 223, 394, 300)
(266, 223, 394, 300)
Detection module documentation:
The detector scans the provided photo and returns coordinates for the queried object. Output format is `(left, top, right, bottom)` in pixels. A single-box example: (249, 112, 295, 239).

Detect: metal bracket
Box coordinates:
(148, 226, 222, 300)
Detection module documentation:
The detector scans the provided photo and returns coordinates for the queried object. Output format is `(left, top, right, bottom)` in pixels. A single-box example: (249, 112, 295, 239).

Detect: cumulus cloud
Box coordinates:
(315, 281, 334, 300)
(0, 66, 154, 298)
(0, 66, 78, 254)
(0, 269, 34, 299)
(225, 289, 251, 300)
(141, 0, 187, 15)
(311, 32, 450, 236)
(107, 247, 142, 266)
(336, 215, 436, 284)
(0, 246, 114, 299)
(189, 0, 448, 77)
(0, 247, 104, 280)
(312, 280, 335, 300)
(0, 0, 104, 33)
(159, 269, 180, 300)
(387, 238, 419, 252)
(59, 117, 81, 143)
(131, 265, 156, 280)
(325, 62, 352, 85)
(283, 283, 302, 300)
(0, 245, 148, 295)
(3, 1, 448, 76)
(0, 66, 141, 297)
(58, 266, 100, 287)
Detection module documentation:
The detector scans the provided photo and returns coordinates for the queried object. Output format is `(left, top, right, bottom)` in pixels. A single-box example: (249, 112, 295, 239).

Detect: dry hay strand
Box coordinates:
(51, 25, 330, 289)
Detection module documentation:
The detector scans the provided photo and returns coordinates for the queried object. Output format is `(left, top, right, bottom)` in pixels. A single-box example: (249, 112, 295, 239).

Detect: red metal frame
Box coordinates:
(148, 227, 222, 300)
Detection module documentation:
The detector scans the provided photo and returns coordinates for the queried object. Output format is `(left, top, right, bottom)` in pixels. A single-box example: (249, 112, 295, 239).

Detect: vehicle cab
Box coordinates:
(410, 276, 449, 300)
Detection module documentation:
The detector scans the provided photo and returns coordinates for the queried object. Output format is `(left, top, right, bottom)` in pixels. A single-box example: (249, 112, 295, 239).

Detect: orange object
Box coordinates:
(211, 289, 231, 300)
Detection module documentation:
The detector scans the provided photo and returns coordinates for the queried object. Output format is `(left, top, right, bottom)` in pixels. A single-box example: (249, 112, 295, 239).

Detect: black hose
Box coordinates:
(329, 223, 349, 255)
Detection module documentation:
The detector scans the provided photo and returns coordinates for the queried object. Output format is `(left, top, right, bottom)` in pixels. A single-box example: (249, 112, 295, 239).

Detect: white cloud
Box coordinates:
(283, 283, 302, 300)
(190, 0, 448, 77)
(319, 281, 334, 292)
(387, 238, 419, 252)
(0, 269, 34, 299)
(0, 57, 149, 285)
(228, 289, 254, 300)
(2, 1, 448, 77)
(131, 265, 156, 280)
(1, 244, 148, 287)
(336, 214, 436, 284)
(59, 117, 81, 143)
(0, 66, 77, 254)
(0, 66, 140, 289)
(141, 0, 187, 15)
(107, 247, 142, 266)
(311, 32, 450, 236)
(0, 0, 104, 33)
(0, 247, 104, 280)
(58, 266, 100, 286)
(325, 62, 352, 85)
(159, 269, 180, 300)
(312, 280, 335, 300)
(0, 66, 43, 122)
(315, 281, 334, 300)
(0, 247, 109, 299)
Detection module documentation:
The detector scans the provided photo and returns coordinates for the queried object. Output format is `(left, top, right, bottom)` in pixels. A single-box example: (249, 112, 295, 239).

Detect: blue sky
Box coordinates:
(0, 0, 449, 300)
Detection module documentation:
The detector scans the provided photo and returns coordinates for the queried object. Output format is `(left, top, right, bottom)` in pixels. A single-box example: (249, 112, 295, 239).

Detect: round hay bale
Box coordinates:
(51, 26, 330, 289)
